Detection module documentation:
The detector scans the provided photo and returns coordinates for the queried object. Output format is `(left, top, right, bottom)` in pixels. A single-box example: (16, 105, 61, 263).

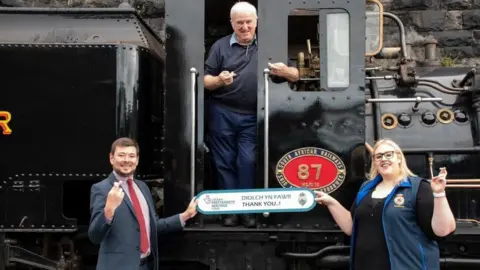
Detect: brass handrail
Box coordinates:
(447, 179, 480, 183)
(364, 142, 480, 188)
(457, 219, 480, 225)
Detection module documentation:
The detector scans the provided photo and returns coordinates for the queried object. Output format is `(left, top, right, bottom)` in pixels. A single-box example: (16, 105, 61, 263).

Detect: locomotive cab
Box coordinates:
(164, 0, 383, 228)
(160, 0, 383, 267)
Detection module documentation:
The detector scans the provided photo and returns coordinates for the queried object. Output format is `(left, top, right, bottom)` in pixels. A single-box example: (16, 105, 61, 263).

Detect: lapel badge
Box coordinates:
(393, 194, 405, 207)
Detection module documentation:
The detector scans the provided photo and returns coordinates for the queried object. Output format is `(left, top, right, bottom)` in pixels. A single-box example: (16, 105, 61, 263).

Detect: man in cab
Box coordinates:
(203, 1, 299, 228)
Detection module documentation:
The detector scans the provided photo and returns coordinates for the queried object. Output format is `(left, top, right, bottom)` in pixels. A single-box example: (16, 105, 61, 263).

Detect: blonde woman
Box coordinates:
(315, 139, 456, 270)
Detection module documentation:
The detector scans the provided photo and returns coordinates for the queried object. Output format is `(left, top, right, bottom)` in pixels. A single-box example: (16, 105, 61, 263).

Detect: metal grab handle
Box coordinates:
(263, 68, 270, 218)
(190, 67, 197, 199)
(366, 97, 442, 103)
(366, 96, 442, 112)
(263, 68, 270, 189)
(365, 75, 395, 80)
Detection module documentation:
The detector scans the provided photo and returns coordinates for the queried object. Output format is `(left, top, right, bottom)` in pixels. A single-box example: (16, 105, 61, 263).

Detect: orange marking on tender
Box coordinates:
(0, 111, 12, 135)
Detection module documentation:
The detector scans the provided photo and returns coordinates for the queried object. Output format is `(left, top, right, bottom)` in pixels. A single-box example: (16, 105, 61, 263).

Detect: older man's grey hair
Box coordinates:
(230, 1, 257, 19)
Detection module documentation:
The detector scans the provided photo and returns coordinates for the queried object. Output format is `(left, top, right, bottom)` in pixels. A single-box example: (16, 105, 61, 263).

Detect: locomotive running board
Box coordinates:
(0, 228, 77, 233)
(3, 241, 58, 270)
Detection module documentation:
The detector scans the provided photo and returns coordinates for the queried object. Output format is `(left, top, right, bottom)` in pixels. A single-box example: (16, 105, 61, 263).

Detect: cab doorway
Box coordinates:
(201, 0, 259, 227)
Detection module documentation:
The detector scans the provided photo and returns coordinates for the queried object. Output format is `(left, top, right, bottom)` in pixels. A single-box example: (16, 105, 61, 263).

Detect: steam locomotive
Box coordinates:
(0, 0, 479, 269)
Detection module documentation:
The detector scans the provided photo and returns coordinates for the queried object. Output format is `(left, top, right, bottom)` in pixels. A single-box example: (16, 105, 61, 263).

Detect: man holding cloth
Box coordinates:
(204, 1, 299, 228)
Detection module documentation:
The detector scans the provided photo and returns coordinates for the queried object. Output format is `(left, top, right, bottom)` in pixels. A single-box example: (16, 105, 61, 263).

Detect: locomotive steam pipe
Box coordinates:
(453, 68, 476, 88)
(417, 82, 468, 95)
(442, 258, 480, 268)
(281, 245, 480, 268)
(316, 255, 349, 269)
(281, 245, 350, 259)
(416, 79, 467, 92)
(190, 67, 197, 199)
(367, 72, 382, 140)
(383, 12, 407, 59)
(373, 47, 401, 59)
(365, 66, 383, 71)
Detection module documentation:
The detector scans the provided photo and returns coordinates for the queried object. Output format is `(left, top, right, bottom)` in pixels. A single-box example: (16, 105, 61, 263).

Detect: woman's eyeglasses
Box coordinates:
(373, 151, 395, 161)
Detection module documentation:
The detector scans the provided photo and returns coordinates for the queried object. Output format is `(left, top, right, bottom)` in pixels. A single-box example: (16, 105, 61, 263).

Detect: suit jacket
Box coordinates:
(88, 173, 183, 270)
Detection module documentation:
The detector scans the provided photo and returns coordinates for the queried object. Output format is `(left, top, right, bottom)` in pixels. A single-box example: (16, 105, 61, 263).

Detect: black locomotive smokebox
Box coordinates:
(0, 7, 165, 229)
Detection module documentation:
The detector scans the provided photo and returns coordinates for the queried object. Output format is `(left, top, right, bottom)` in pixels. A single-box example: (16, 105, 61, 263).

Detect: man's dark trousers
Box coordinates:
(207, 102, 256, 190)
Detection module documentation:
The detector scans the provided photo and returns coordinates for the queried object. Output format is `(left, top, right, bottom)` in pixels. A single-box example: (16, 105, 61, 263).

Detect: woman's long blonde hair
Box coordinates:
(368, 139, 416, 183)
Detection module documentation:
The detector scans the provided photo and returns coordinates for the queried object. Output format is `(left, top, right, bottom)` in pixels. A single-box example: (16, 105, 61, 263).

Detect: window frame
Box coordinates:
(319, 9, 351, 91)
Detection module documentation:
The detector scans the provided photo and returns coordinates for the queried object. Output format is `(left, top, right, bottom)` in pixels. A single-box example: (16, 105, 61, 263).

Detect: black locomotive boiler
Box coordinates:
(0, 0, 479, 269)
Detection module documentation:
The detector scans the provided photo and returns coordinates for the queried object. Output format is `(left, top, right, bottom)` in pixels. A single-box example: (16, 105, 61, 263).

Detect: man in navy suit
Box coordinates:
(88, 137, 198, 270)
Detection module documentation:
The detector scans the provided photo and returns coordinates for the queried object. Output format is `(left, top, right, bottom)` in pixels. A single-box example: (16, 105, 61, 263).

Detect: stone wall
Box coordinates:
(382, 0, 480, 66)
(2, 0, 480, 66)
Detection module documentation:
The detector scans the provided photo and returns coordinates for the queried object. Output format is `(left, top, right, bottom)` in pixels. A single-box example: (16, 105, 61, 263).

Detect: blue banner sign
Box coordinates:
(196, 188, 316, 215)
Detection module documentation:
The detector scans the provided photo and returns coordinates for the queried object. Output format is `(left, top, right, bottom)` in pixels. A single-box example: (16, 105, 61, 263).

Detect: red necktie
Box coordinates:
(127, 178, 149, 253)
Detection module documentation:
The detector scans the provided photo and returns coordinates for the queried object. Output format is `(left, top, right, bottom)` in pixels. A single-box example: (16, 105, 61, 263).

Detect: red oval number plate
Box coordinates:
(275, 147, 346, 193)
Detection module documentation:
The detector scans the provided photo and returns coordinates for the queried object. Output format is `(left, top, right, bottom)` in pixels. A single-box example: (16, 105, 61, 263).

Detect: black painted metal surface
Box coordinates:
(0, 7, 166, 230)
(255, 0, 366, 229)
(163, 0, 206, 217)
(366, 67, 474, 150)
(365, 66, 480, 221)
(0, 6, 164, 59)
(0, 233, 4, 270)
(0, 45, 116, 230)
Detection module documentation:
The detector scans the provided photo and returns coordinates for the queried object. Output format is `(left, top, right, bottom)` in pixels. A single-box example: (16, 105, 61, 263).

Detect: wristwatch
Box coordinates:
(433, 191, 446, 198)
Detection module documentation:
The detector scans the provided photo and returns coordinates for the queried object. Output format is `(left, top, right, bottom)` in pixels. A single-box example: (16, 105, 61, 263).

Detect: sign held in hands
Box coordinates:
(196, 188, 316, 215)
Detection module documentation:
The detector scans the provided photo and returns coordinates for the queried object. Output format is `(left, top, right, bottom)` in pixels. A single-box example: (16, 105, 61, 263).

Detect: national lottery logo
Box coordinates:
(203, 195, 211, 204)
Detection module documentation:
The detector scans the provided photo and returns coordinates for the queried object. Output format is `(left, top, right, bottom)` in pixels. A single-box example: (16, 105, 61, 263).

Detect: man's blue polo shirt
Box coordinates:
(205, 33, 258, 114)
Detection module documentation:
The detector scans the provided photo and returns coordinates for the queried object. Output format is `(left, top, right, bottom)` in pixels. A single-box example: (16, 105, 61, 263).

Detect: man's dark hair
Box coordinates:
(110, 137, 140, 155)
